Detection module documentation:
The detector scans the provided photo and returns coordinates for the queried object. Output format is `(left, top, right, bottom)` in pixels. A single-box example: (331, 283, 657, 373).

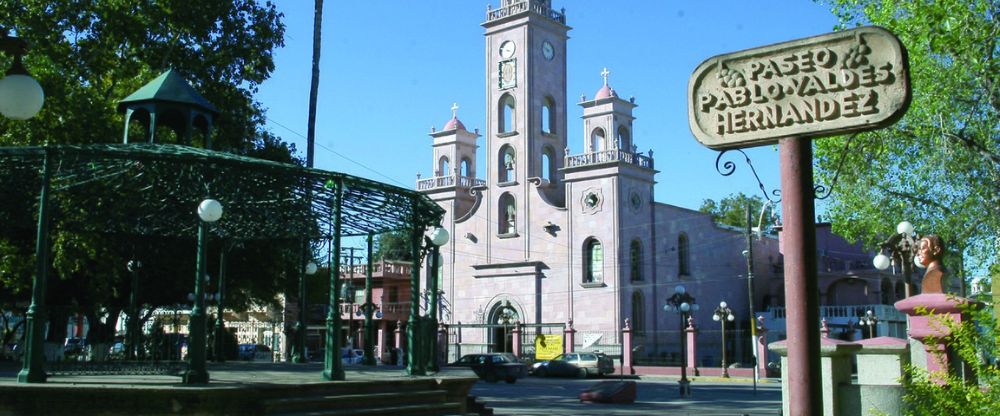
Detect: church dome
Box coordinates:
(594, 84, 618, 100)
(443, 116, 466, 131)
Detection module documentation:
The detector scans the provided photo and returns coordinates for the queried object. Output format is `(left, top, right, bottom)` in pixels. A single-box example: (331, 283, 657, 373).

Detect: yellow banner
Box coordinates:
(534, 334, 563, 360)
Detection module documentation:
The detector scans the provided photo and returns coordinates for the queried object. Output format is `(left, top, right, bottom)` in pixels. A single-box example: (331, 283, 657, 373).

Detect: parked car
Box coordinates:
(63, 337, 86, 355)
(238, 344, 270, 361)
(451, 353, 528, 383)
(108, 341, 126, 359)
(531, 352, 614, 378)
(342, 348, 364, 365)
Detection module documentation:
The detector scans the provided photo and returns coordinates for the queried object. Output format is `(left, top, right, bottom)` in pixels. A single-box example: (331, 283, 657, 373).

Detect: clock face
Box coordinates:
(542, 41, 554, 60)
(499, 59, 516, 89)
(499, 41, 516, 59)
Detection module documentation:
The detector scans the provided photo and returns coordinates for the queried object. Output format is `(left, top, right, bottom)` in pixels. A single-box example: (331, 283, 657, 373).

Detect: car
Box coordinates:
(531, 352, 615, 378)
(239, 344, 270, 361)
(342, 348, 364, 365)
(450, 353, 528, 383)
(108, 341, 126, 359)
(63, 337, 86, 355)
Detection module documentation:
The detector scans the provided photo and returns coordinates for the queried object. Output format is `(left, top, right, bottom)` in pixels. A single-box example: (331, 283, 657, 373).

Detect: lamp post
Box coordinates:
(0, 29, 45, 120)
(859, 309, 878, 339)
(292, 259, 318, 363)
(127, 259, 143, 360)
(425, 226, 449, 372)
(406, 225, 449, 376)
(872, 221, 918, 298)
(184, 198, 222, 384)
(663, 285, 697, 397)
(713, 301, 735, 378)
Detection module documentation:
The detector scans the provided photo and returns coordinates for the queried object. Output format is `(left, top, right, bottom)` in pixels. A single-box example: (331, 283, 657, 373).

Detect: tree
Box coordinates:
(0, 1, 297, 342)
(699, 192, 778, 234)
(373, 230, 415, 262)
(815, 0, 999, 282)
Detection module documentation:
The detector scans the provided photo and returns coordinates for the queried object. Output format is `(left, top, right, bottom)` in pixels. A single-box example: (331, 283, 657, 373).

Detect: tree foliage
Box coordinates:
(699, 192, 778, 234)
(815, 0, 999, 279)
(373, 230, 416, 262)
(0, 1, 298, 341)
(901, 303, 1000, 415)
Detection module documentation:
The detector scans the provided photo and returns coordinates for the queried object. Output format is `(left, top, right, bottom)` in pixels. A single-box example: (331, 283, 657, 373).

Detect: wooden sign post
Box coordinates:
(688, 26, 910, 415)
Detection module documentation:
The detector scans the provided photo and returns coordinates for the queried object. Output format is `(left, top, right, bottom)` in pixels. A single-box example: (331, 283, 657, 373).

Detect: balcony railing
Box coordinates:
(486, 1, 565, 24)
(339, 301, 411, 318)
(767, 303, 905, 321)
(416, 174, 485, 191)
(339, 259, 414, 279)
(565, 149, 654, 169)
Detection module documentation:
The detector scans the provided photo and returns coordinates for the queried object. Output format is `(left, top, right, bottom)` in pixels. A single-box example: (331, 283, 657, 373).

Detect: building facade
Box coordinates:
(417, 0, 785, 363)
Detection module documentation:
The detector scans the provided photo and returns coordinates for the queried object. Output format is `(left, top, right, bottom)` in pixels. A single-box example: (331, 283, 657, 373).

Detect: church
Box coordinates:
(416, 0, 785, 363)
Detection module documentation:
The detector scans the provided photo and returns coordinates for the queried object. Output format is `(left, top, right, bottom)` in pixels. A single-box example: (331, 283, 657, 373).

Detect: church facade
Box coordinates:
(417, 0, 783, 362)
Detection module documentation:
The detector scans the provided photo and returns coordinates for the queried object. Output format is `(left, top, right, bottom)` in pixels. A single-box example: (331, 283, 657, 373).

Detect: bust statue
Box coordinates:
(917, 234, 946, 293)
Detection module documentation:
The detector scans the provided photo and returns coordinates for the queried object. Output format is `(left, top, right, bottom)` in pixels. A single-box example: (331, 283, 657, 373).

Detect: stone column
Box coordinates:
(437, 323, 449, 365)
(394, 320, 403, 365)
(511, 322, 523, 357)
(685, 316, 698, 376)
(895, 293, 974, 382)
(564, 319, 576, 353)
(770, 338, 860, 416)
(622, 319, 634, 375)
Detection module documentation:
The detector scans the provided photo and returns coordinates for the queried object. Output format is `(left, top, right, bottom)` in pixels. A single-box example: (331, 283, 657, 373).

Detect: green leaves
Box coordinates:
(816, 0, 999, 278)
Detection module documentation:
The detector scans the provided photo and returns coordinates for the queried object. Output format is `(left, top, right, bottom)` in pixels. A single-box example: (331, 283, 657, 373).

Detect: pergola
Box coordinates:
(1, 143, 445, 383)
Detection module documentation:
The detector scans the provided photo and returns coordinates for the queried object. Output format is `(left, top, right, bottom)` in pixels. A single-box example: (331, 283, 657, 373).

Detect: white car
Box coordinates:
(342, 348, 364, 365)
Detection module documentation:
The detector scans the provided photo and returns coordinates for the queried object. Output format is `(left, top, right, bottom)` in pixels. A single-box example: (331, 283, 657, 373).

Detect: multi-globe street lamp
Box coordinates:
(0, 29, 44, 120)
(872, 221, 918, 298)
(184, 198, 222, 384)
(664, 285, 698, 397)
(713, 301, 735, 378)
(859, 309, 879, 339)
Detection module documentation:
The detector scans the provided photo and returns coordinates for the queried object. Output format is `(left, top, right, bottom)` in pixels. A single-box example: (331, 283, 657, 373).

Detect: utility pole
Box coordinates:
(745, 204, 758, 394)
(342, 247, 361, 350)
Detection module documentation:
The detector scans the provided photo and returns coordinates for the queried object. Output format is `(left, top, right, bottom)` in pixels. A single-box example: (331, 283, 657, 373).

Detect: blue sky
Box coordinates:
(256, 1, 841, 213)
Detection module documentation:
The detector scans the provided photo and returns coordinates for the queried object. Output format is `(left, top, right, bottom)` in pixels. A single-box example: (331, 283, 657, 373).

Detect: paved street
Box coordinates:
(468, 374, 782, 416)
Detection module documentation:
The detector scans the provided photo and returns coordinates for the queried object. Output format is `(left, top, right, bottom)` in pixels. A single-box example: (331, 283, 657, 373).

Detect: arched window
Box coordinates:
(460, 158, 471, 177)
(584, 238, 604, 283)
(630, 239, 643, 281)
(438, 156, 450, 177)
(880, 278, 893, 304)
(894, 281, 906, 299)
(678, 233, 690, 276)
(541, 146, 555, 182)
(631, 291, 645, 334)
(499, 193, 516, 234)
(499, 94, 515, 133)
(617, 126, 630, 149)
(542, 96, 555, 134)
(499, 145, 516, 183)
(590, 128, 605, 152)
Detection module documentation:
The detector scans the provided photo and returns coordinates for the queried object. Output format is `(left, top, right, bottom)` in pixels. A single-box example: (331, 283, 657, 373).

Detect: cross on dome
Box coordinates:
(451, 102, 459, 118)
(601, 67, 610, 86)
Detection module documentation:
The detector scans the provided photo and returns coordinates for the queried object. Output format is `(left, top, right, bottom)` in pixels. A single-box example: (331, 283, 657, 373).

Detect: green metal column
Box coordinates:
(293, 239, 308, 363)
(323, 179, 345, 380)
(362, 233, 376, 366)
(128, 258, 141, 360)
(427, 244, 440, 372)
(18, 149, 52, 384)
(184, 219, 210, 384)
(406, 204, 424, 376)
(215, 245, 227, 362)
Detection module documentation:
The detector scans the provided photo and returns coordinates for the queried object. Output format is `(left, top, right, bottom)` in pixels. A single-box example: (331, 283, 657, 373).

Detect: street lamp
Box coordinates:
(292, 259, 317, 363)
(872, 221, 918, 298)
(426, 226, 448, 372)
(126, 259, 143, 360)
(0, 29, 44, 120)
(184, 198, 222, 384)
(407, 225, 449, 376)
(713, 301, 735, 378)
(664, 284, 698, 397)
(858, 309, 878, 339)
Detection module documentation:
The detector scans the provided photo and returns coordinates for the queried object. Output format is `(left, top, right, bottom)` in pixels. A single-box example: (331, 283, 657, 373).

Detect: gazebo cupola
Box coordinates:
(117, 69, 219, 147)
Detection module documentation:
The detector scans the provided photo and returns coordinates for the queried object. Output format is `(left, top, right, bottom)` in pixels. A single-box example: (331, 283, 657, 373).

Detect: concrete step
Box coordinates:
(263, 390, 448, 414)
(268, 402, 463, 416)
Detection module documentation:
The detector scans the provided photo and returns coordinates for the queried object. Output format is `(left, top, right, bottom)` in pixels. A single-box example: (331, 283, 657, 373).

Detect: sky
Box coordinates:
(255, 0, 842, 214)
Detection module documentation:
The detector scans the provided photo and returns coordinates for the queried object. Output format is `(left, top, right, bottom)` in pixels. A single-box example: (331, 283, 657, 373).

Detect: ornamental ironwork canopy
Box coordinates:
(0, 143, 444, 239)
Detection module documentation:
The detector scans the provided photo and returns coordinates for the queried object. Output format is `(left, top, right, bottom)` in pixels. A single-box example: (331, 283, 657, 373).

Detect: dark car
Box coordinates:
(531, 352, 615, 378)
(239, 344, 270, 361)
(450, 353, 528, 383)
(63, 337, 86, 355)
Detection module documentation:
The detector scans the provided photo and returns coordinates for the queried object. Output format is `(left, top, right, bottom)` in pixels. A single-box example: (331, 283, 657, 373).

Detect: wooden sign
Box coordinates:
(688, 26, 910, 150)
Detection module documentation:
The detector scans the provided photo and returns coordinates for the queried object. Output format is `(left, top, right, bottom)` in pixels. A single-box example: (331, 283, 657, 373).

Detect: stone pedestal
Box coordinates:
(511, 323, 522, 357)
(895, 293, 973, 381)
(564, 319, 576, 353)
(755, 318, 769, 376)
(622, 319, 634, 375)
(770, 337, 860, 416)
(685, 317, 699, 376)
(836, 336, 909, 416)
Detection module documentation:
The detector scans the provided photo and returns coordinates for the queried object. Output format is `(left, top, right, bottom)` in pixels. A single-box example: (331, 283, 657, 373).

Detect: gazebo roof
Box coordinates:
(0, 143, 444, 240)
(117, 69, 220, 115)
